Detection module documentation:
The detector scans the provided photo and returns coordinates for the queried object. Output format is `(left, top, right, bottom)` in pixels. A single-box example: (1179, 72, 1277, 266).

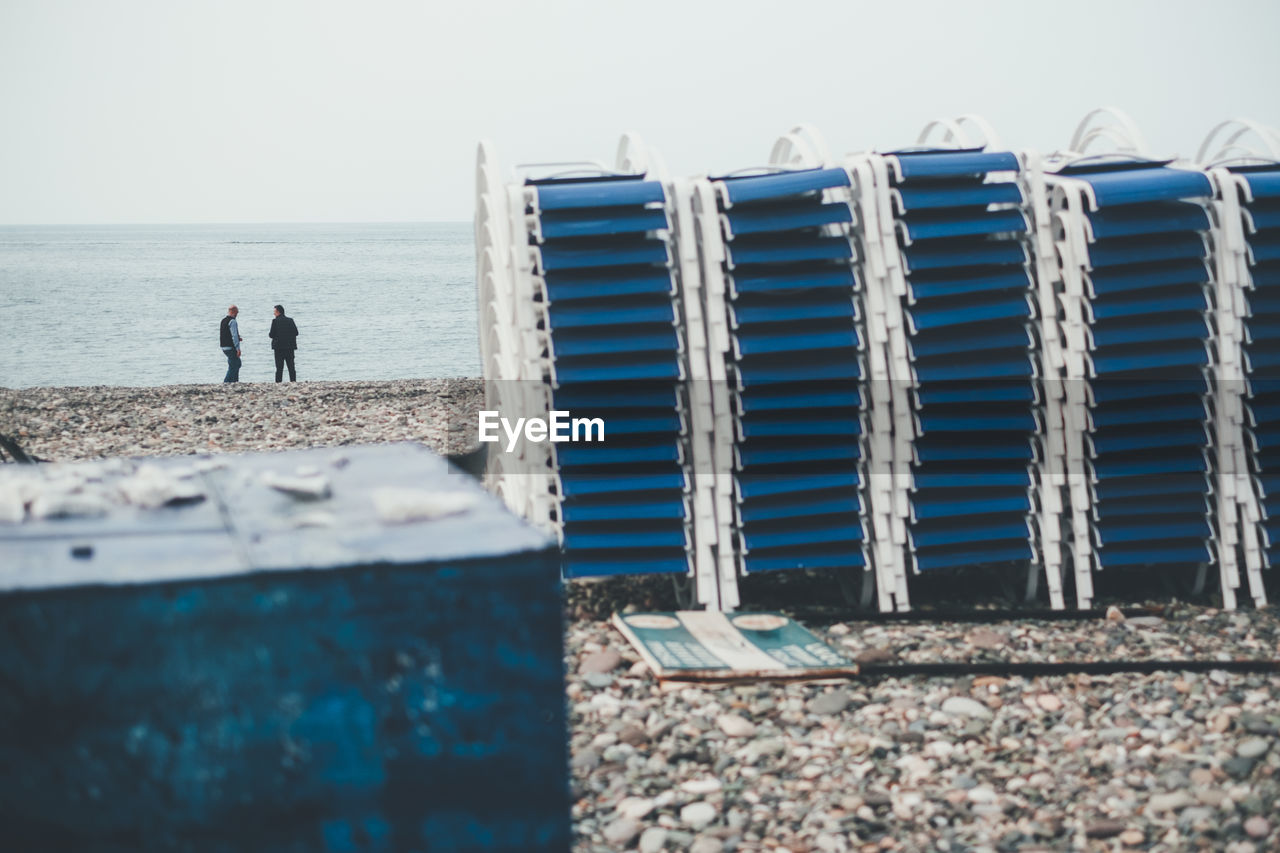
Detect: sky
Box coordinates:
(1, 0, 1277, 224)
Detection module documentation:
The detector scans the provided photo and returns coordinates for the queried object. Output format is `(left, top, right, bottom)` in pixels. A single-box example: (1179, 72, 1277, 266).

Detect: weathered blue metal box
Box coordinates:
(0, 443, 568, 852)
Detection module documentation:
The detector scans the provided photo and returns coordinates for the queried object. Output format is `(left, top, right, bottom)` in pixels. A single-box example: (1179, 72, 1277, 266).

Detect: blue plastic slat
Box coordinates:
(1094, 542, 1210, 568)
(551, 386, 678, 410)
(557, 443, 679, 467)
(1094, 495, 1208, 517)
(915, 470, 1032, 488)
(908, 267, 1032, 300)
(1250, 261, 1280, 286)
(914, 352, 1033, 382)
(738, 442, 860, 467)
(744, 522, 864, 550)
(918, 412, 1038, 433)
(535, 179, 664, 211)
(559, 473, 685, 498)
(1089, 342, 1208, 374)
(896, 181, 1023, 211)
(562, 527, 686, 550)
(1092, 474, 1209, 502)
(1090, 424, 1208, 455)
(911, 493, 1030, 520)
(900, 208, 1027, 241)
(731, 297, 854, 325)
(913, 542, 1032, 571)
(1089, 376, 1209, 404)
(915, 437, 1034, 462)
(908, 292, 1029, 331)
(739, 387, 861, 412)
(562, 555, 688, 578)
(561, 500, 686, 523)
(1243, 171, 1280, 200)
(553, 331, 677, 358)
(735, 329, 859, 357)
(737, 473, 858, 499)
(1090, 452, 1207, 478)
(539, 239, 669, 272)
(545, 270, 674, 302)
(891, 150, 1020, 180)
(1087, 259, 1210, 297)
(743, 548, 865, 572)
(903, 240, 1027, 272)
(1087, 233, 1207, 268)
(1076, 168, 1212, 207)
(725, 201, 853, 236)
(538, 207, 668, 239)
(555, 358, 679, 383)
(1085, 202, 1210, 239)
(593, 414, 683, 435)
(1090, 398, 1206, 427)
(730, 268, 856, 294)
(549, 302, 674, 329)
(740, 417, 859, 438)
(1090, 316, 1209, 348)
(1089, 286, 1207, 319)
(1251, 234, 1280, 263)
(718, 167, 851, 204)
(740, 495, 861, 523)
(911, 519, 1028, 549)
(727, 235, 853, 266)
(909, 325, 1030, 358)
(737, 360, 863, 384)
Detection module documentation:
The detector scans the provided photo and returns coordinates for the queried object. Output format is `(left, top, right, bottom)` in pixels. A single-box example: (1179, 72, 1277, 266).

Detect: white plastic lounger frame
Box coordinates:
(1200, 119, 1280, 608)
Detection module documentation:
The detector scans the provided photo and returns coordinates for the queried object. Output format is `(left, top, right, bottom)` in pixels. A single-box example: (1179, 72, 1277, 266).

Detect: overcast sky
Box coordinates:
(2, 0, 1277, 224)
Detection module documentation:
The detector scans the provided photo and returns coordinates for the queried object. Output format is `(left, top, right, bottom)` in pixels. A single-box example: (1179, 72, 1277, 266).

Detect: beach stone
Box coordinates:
(1149, 791, 1193, 812)
(966, 627, 1005, 649)
(941, 696, 993, 720)
(854, 648, 897, 664)
(1119, 829, 1145, 845)
(580, 648, 622, 674)
(807, 690, 852, 715)
(1244, 816, 1270, 839)
(688, 836, 721, 853)
(602, 818, 642, 848)
(716, 714, 756, 738)
(616, 796, 656, 820)
(1085, 819, 1126, 838)
(584, 672, 613, 688)
(1236, 737, 1271, 760)
(572, 748, 600, 772)
(681, 801, 717, 831)
(1189, 767, 1216, 786)
(681, 777, 722, 795)
(638, 826, 668, 853)
(1036, 693, 1063, 712)
(1224, 757, 1258, 780)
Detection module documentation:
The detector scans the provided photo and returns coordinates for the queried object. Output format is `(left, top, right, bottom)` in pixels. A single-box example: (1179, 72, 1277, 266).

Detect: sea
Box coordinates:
(0, 222, 480, 388)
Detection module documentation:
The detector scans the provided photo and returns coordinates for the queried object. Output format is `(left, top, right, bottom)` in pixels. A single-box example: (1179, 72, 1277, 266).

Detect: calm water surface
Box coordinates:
(0, 223, 479, 388)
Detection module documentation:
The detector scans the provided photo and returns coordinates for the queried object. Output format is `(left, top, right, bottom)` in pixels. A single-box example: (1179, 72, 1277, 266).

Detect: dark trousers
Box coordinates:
(274, 349, 297, 382)
(223, 349, 241, 383)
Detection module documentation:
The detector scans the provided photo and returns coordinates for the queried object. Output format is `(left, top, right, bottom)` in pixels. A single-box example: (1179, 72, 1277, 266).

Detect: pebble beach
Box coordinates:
(3, 381, 1279, 852)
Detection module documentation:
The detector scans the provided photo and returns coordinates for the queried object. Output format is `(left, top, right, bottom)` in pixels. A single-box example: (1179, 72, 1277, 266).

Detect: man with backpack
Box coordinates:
(219, 305, 242, 383)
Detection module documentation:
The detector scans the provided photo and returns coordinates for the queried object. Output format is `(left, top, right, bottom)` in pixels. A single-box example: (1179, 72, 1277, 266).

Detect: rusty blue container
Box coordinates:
(0, 443, 568, 852)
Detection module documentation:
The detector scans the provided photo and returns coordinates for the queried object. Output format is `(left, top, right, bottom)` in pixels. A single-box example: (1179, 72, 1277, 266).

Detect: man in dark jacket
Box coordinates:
(219, 305, 242, 382)
(269, 304, 300, 382)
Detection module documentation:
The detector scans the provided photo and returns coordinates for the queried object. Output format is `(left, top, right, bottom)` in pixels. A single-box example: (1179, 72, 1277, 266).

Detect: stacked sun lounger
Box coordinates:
(851, 144, 1053, 611)
(475, 114, 1279, 612)
(1048, 157, 1219, 603)
(1202, 120, 1280, 607)
(692, 166, 870, 606)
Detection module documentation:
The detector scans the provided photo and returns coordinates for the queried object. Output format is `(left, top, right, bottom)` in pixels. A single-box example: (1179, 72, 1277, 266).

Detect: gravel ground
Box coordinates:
(3, 381, 1278, 852)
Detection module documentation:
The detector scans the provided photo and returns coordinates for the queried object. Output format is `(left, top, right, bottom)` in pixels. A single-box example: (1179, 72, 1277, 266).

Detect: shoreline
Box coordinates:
(0, 378, 484, 462)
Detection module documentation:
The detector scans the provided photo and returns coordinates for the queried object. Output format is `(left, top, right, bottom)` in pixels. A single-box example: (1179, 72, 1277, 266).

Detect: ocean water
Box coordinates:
(0, 223, 479, 388)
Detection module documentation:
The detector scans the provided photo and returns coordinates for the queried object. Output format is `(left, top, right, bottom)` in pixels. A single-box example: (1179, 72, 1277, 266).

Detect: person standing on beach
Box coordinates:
(219, 305, 242, 383)
(269, 304, 300, 382)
